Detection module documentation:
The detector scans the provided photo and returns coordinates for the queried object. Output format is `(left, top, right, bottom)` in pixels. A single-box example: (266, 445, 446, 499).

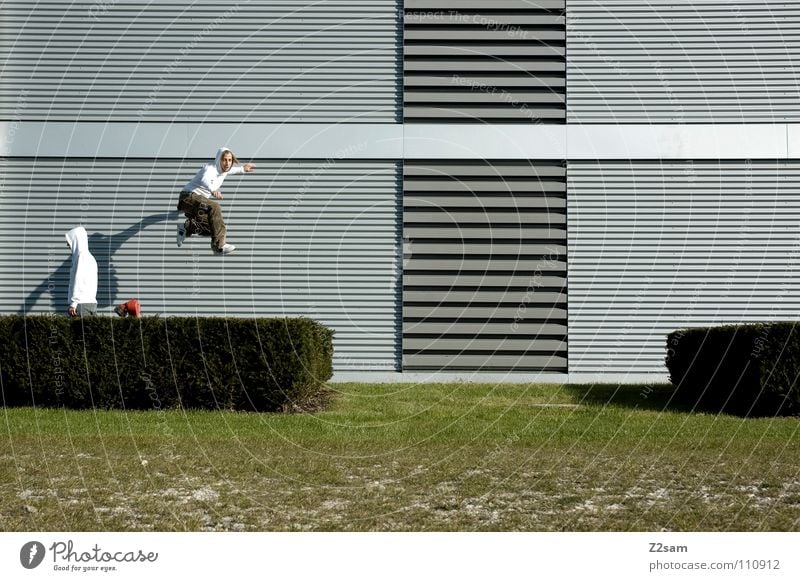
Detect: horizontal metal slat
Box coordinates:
(405, 14, 564, 26)
(404, 290, 565, 303)
(403, 338, 566, 351)
(405, 29, 565, 41)
(404, 321, 566, 334)
(402, 353, 567, 371)
(408, 243, 567, 255)
(404, 275, 565, 287)
(405, 180, 566, 193)
(404, 44, 565, 57)
(404, 59, 564, 72)
(404, 306, 567, 319)
(404, 163, 566, 177)
(405, 91, 565, 104)
(406, 226, 565, 239)
(404, 195, 566, 209)
(406, 0, 564, 9)
(405, 74, 566, 88)
(405, 211, 566, 224)
(404, 106, 565, 119)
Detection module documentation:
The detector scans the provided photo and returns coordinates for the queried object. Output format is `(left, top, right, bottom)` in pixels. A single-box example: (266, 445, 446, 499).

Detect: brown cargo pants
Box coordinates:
(177, 192, 227, 252)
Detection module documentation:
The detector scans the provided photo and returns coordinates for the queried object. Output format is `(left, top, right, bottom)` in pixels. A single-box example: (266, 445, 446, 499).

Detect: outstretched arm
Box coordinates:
(211, 162, 256, 198)
(228, 163, 256, 176)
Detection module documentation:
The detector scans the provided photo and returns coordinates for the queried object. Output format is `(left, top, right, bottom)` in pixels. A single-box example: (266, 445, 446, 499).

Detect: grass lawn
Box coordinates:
(1, 382, 798, 531)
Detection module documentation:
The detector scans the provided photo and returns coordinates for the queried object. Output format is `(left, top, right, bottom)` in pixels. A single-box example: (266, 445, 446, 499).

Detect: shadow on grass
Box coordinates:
(563, 383, 693, 413)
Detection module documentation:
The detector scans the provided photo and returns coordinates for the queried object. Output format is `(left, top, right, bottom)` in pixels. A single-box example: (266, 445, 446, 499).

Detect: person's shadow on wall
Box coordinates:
(21, 212, 178, 315)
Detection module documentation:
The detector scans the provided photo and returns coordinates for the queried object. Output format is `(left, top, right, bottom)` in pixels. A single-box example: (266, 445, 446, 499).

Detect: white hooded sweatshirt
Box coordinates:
(65, 226, 98, 309)
(181, 147, 245, 198)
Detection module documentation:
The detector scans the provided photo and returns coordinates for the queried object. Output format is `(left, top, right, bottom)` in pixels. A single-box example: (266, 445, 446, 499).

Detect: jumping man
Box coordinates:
(176, 147, 256, 255)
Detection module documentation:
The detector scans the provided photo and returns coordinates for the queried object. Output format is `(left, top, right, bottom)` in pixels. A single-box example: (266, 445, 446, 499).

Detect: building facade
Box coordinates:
(2, 0, 800, 381)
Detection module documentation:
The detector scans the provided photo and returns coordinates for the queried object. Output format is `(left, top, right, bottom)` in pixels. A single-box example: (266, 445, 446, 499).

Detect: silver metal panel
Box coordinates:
(5, 122, 796, 161)
(0, 158, 401, 371)
(404, 1, 566, 123)
(786, 124, 800, 158)
(0, 122, 404, 159)
(568, 160, 800, 374)
(403, 125, 568, 159)
(403, 160, 567, 372)
(567, 124, 788, 159)
(0, 1, 401, 123)
(568, 1, 800, 122)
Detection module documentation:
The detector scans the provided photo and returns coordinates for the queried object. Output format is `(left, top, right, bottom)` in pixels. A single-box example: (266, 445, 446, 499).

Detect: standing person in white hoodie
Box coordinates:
(176, 147, 256, 255)
(65, 226, 98, 317)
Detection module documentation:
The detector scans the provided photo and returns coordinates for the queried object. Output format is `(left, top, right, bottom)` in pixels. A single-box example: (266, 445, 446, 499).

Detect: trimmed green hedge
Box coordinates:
(666, 323, 800, 417)
(0, 315, 333, 412)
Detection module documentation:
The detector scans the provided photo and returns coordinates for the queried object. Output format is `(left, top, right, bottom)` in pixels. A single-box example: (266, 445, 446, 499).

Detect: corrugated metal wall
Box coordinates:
(0, 0, 401, 122)
(404, 0, 566, 122)
(403, 160, 567, 372)
(7, 2, 798, 378)
(0, 158, 401, 371)
(568, 0, 800, 122)
(568, 160, 800, 374)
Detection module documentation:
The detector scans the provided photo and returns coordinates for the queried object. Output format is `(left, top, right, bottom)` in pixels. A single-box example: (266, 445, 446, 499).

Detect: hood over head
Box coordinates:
(64, 225, 97, 308)
(215, 147, 233, 172)
(65, 226, 89, 255)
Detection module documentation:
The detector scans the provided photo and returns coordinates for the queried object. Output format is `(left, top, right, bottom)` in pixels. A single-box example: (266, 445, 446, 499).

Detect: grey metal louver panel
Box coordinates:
(0, 158, 401, 371)
(404, 1, 566, 123)
(0, 0, 401, 123)
(403, 160, 567, 372)
(568, 1, 800, 122)
(568, 160, 800, 374)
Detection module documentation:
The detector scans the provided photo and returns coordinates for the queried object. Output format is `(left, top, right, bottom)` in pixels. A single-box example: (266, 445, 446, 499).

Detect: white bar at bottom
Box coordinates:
(1, 532, 797, 580)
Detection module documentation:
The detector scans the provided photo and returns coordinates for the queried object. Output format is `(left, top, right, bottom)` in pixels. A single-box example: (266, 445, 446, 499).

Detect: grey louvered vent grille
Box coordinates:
(568, 0, 800, 122)
(568, 160, 800, 375)
(403, 160, 567, 372)
(0, 0, 401, 122)
(404, 0, 566, 123)
(0, 158, 401, 371)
